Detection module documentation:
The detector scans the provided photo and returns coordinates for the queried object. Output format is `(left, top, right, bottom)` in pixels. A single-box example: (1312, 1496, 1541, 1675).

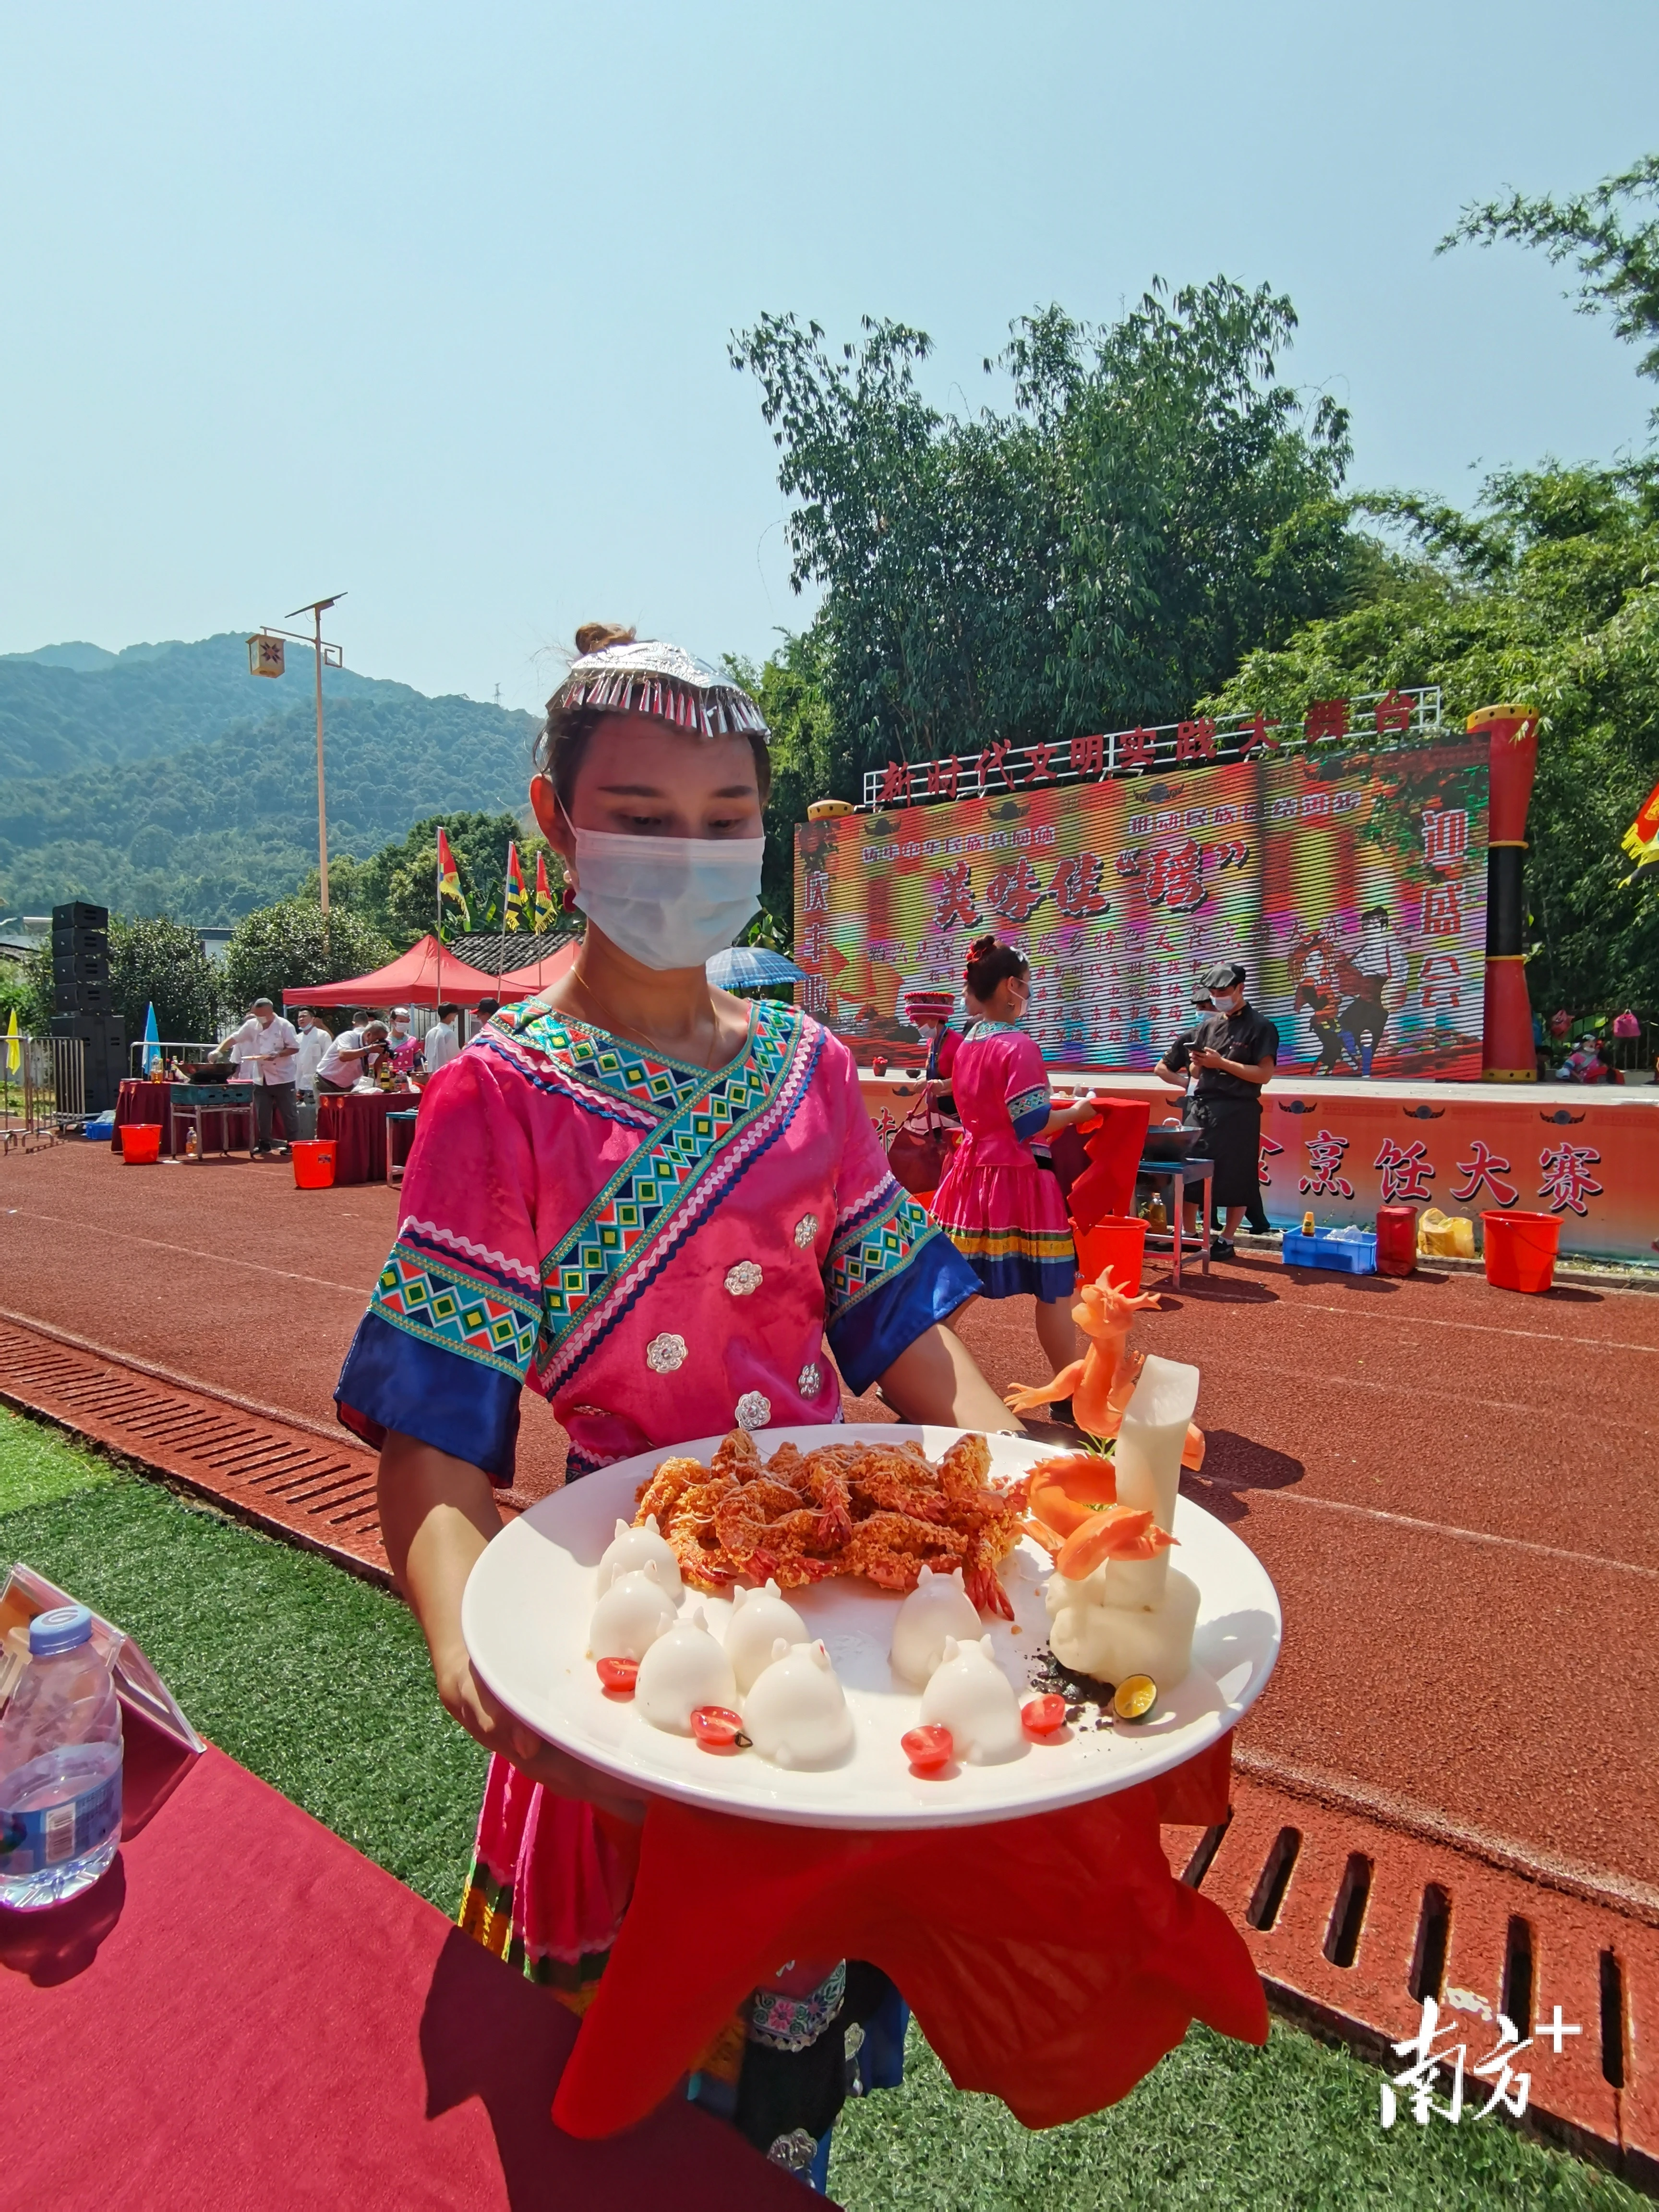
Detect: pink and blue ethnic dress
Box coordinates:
(929, 1020, 1076, 1300)
(334, 993, 975, 2180)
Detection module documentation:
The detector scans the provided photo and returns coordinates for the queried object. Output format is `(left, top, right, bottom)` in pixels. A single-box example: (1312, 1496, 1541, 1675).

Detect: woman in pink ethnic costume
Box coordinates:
(336, 627, 1008, 2185)
(930, 936, 1101, 1382)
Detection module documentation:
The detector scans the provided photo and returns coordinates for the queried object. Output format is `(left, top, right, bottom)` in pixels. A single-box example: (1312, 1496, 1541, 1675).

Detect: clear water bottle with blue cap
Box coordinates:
(0, 1603, 124, 1909)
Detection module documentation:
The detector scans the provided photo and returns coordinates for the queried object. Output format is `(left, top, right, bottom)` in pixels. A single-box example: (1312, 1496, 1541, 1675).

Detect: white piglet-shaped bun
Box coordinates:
(587, 1564, 676, 1661)
(724, 1580, 809, 1694)
(743, 1639, 855, 1770)
(635, 1607, 737, 1734)
(889, 1564, 981, 1687)
(596, 1515, 683, 1599)
(918, 1635, 1026, 1765)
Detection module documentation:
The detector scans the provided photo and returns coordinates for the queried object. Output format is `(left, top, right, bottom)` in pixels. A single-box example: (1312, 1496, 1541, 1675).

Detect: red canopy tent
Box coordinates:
(496, 938, 580, 1000)
(280, 934, 503, 1009)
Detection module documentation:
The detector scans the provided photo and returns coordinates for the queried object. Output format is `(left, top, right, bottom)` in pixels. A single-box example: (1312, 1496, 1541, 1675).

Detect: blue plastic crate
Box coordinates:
(1282, 1227, 1377, 1275)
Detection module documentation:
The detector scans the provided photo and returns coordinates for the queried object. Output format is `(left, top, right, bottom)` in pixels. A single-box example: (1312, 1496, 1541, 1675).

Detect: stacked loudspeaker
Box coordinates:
(49, 902, 126, 1114)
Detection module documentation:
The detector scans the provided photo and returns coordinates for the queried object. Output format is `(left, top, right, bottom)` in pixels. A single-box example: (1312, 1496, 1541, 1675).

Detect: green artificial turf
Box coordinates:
(0, 1408, 1645, 2211)
(829, 2017, 1644, 2211)
(0, 1407, 486, 1911)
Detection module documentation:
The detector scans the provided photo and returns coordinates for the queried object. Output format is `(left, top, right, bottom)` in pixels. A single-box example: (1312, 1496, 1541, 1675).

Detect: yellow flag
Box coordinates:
(4, 1008, 19, 1075)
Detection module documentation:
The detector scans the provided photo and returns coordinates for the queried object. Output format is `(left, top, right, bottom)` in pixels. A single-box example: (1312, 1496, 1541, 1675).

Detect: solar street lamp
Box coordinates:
(245, 594, 346, 919)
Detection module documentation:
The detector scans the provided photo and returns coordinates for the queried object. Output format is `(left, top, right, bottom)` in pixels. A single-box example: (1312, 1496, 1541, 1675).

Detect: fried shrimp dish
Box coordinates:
(634, 1430, 1022, 1618)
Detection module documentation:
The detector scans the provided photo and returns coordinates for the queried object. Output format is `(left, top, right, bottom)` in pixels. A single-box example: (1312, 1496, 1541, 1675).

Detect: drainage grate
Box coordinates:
(0, 1316, 392, 1583)
(1170, 1772, 1659, 2183)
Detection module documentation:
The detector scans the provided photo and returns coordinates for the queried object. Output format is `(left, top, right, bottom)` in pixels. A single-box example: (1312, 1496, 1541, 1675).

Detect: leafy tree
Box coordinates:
(1203, 459, 1659, 1013)
(1442, 153, 1659, 413)
(221, 901, 397, 1016)
(108, 916, 221, 1046)
(723, 629, 837, 940)
(0, 957, 48, 1033)
(730, 282, 1372, 786)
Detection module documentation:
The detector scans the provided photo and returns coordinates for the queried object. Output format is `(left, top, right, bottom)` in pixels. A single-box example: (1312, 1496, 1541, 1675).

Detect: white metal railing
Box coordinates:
(859, 687, 1443, 810)
(0, 1034, 85, 1150)
(126, 1038, 222, 1076)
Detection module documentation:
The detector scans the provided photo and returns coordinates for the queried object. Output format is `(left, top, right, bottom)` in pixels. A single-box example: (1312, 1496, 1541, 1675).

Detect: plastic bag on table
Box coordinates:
(1417, 1206, 1475, 1259)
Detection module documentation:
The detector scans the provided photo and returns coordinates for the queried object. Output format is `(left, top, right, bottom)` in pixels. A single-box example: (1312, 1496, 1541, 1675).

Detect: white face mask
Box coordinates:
(570, 826, 765, 971)
(1212, 991, 1242, 1015)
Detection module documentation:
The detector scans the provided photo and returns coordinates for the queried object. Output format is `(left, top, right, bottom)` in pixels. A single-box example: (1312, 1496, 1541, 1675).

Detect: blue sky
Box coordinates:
(3, 1, 1654, 711)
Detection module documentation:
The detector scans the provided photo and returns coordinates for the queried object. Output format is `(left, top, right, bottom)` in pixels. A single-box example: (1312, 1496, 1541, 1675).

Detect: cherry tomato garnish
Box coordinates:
(1022, 1694, 1068, 1740)
(691, 1706, 750, 1751)
(902, 1723, 955, 1773)
(596, 1656, 638, 1695)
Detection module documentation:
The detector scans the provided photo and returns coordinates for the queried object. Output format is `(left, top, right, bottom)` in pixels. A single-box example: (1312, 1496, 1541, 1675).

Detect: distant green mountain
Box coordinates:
(0, 635, 540, 923)
(0, 630, 412, 781)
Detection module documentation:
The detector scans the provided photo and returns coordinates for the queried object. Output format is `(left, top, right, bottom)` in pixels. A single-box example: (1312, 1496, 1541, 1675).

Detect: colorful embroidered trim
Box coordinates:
(1006, 1083, 1050, 1127)
(457, 1856, 616, 2011)
(493, 997, 733, 1117)
(369, 1248, 540, 1379)
(747, 1963, 847, 2053)
(825, 1180, 946, 1320)
(536, 1007, 819, 1393)
(935, 1223, 1076, 1262)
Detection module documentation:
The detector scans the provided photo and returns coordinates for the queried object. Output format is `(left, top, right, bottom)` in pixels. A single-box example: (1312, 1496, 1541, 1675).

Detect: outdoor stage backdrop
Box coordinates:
(796, 733, 1491, 1079)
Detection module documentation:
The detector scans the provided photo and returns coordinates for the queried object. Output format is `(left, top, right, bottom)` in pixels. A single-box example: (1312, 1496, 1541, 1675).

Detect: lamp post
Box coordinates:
(246, 593, 346, 923)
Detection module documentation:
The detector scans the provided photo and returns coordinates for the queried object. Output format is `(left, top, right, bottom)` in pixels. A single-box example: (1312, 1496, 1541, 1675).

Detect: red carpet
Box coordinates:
(0, 1712, 809, 2210)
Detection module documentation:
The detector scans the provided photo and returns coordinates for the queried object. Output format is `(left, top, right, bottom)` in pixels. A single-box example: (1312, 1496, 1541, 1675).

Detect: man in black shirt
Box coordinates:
(1154, 962, 1278, 1258)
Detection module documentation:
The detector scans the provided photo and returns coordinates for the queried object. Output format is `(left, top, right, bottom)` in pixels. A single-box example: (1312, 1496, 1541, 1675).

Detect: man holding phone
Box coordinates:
(1156, 962, 1277, 1258)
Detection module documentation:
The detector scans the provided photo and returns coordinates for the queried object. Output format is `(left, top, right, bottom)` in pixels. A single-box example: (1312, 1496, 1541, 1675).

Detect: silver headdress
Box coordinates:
(549, 638, 769, 741)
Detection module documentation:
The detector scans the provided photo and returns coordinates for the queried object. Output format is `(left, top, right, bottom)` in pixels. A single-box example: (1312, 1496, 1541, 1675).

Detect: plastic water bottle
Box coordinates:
(0, 1604, 123, 1909)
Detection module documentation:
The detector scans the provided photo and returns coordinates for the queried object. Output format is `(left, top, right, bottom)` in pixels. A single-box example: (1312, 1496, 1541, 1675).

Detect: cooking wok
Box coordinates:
(1141, 1123, 1205, 1162)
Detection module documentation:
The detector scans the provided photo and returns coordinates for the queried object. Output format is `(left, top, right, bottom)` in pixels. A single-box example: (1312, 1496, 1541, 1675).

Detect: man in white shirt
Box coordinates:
(230, 997, 301, 1156)
(293, 1009, 332, 1098)
(315, 1019, 389, 1094)
(422, 1003, 461, 1075)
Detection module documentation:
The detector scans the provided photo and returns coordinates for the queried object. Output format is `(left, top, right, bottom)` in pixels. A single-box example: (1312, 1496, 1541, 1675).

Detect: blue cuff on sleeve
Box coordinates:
(826, 1228, 981, 1395)
(1008, 1083, 1049, 1141)
(335, 1310, 522, 1484)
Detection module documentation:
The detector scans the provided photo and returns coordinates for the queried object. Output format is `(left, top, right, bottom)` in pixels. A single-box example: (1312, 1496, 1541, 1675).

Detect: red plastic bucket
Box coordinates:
(1374, 1204, 1418, 1277)
(291, 1139, 337, 1190)
(119, 1121, 162, 1165)
(1074, 1215, 1148, 1295)
(1482, 1210, 1562, 1294)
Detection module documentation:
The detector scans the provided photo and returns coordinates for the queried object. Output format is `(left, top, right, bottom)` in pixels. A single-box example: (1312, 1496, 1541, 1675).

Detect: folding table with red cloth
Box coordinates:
(552, 1730, 1265, 2140)
(111, 1078, 176, 1157)
(316, 1089, 412, 1185)
(0, 1706, 808, 2210)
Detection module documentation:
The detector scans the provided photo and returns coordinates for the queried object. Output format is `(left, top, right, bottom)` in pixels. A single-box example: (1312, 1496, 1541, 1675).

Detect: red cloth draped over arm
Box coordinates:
(1066, 1099, 1152, 1235)
(554, 1733, 1262, 2139)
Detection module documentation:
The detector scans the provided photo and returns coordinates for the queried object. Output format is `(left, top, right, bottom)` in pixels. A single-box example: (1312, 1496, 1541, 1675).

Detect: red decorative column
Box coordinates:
(1468, 704, 1539, 1081)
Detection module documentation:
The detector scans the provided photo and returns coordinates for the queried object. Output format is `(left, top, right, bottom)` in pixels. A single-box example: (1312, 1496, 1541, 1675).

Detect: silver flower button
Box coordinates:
(797, 1362, 822, 1396)
(645, 1333, 687, 1374)
(734, 1391, 772, 1431)
(793, 1213, 819, 1249)
(724, 1260, 763, 1296)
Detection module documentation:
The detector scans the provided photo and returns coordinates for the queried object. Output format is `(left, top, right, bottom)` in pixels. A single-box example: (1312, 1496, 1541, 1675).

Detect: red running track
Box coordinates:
(2, 1142, 1656, 1901)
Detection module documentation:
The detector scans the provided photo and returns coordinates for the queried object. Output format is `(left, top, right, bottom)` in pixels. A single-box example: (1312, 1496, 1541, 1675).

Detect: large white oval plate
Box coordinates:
(462, 1426, 1281, 1830)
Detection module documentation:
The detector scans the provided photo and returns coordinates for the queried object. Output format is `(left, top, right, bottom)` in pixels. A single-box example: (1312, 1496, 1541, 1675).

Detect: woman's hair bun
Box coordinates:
(963, 932, 1029, 998)
(574, 622, 637, 656)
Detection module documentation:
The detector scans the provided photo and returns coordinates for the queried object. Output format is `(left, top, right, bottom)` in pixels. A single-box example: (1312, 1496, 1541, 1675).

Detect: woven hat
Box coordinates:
(549, 637, 769, 741)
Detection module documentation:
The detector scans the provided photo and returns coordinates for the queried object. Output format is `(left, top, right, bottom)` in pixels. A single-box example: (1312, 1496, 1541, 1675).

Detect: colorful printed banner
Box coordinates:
(799, 733, 1491, 1080)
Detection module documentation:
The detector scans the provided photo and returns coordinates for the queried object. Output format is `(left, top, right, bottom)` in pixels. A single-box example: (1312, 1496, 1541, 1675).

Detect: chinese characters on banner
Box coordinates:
(798, 732, 1491, 1079)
